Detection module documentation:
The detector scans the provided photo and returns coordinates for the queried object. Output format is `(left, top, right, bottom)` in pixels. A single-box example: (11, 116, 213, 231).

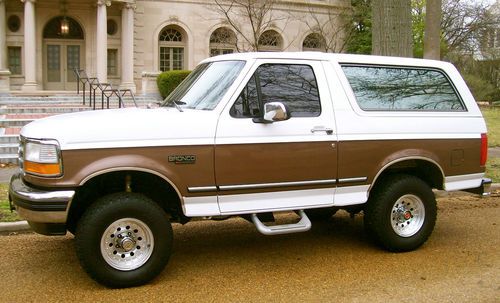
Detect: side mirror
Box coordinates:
(253, 102, 290, 123)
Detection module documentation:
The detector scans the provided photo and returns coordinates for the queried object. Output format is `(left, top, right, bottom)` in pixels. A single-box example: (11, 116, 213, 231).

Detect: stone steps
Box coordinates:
(0, 105, 89, 114)
(0, 92, 163, 163)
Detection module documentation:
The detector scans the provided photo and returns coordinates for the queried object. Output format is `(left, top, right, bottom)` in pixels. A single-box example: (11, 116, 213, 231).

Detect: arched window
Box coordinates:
(43, 16, 84, 39)
(159, 26, 185, 71)
(209, 27, 236, 56)
(258, 30, 283, 51)
(302, 33, 325, 51)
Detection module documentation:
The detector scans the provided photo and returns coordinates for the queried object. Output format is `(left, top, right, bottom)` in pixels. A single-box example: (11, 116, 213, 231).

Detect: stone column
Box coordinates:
(96, 0, 110, 83)
(21, 0, 37, 91)
(0, 0, 11, 92)
(120, 2, 136, 92)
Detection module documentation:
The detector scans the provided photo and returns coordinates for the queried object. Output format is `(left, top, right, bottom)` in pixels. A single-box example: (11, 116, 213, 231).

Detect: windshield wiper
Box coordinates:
(167, 100, 185, 112)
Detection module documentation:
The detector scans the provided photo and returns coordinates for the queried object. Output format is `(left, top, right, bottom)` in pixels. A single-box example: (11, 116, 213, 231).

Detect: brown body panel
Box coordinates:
(214, 141, 337, 195)
(337, 138, 484, 185)
(23, 138, 483, 198)
(24, 145, 215, 197)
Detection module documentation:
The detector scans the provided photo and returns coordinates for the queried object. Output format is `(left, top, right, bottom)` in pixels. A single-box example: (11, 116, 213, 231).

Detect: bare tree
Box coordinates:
(300, 4, 353, 53)
(212, 0, 291, 52)
(372, 0, 413, 57)
(441, 0, 496, 56)
(424, 0, 441, 59)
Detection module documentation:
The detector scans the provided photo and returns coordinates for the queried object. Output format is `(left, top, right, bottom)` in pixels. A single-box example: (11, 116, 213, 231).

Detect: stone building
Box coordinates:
(0, 0, 349, 94)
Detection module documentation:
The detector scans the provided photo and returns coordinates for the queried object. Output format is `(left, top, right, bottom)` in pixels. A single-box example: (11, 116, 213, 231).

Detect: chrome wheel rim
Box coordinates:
(100, 218, 154, 271)
(390, 195, 425, 237)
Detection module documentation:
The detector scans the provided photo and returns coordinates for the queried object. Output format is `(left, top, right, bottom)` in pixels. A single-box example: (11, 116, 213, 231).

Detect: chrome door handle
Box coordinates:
(311, 127, 333, 135)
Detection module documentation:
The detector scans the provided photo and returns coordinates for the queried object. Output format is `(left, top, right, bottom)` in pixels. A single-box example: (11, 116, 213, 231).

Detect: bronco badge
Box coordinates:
(168, 155, 196, 164)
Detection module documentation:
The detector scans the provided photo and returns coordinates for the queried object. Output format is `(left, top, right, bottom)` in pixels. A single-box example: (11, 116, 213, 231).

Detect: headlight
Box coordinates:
(21, 138, 62, 177)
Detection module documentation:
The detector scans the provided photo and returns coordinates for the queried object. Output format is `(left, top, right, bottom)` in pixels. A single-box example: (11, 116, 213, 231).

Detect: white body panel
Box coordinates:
(21, 108, 219, 150)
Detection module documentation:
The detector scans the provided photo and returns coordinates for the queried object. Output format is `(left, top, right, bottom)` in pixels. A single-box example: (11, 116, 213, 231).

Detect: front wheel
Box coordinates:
(364, 175, 437, 252)
(75, 193, 173, 288)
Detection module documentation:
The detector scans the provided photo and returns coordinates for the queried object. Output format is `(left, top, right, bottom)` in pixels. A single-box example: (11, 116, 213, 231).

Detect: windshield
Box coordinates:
(162, 60, 245, 110)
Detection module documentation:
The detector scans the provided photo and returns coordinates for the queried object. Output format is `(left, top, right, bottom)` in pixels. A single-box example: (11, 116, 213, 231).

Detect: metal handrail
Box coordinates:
(73, 68, 97, 106)
(102, 88, 138, 109)
(73, 68, 137, 110)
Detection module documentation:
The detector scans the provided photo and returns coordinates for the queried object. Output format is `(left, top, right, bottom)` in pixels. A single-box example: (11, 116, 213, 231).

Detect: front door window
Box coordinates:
(66, 45, 80, 83)
(47, 45, 61, 82)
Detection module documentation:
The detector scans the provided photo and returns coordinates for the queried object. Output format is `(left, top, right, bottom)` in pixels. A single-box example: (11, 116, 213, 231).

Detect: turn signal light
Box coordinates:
(24, 161, 62, 177)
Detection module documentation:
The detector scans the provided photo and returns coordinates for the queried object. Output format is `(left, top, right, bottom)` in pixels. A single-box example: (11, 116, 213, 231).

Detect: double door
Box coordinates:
(44, 41, 83, 90)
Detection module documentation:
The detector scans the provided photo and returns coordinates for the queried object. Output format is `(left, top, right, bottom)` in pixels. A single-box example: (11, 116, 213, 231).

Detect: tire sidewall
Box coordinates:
(384, 182, 435, 249)
(76, 193, 173, 288)
(366, 175, 437, 252)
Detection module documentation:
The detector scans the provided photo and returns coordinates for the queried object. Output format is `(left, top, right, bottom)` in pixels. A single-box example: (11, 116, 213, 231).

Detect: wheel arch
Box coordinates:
(369, 156, 445, 194)
(67, 168, 186, 233)
(79, 166, 183, 197)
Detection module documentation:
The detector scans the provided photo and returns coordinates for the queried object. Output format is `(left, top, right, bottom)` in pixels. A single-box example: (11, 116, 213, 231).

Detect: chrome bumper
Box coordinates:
(9, 173, 74, 235)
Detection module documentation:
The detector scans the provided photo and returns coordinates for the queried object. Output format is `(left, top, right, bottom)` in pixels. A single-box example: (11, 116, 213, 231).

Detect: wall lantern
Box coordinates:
(60, 0, 69, 36)
(61, 17, 69, 35)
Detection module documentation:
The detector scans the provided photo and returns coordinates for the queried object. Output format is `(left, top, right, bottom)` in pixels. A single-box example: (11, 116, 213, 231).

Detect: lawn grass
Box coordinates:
(482, 107, 500, 147)
(486, 158, 500, 183)
(0, 183, 21, 222)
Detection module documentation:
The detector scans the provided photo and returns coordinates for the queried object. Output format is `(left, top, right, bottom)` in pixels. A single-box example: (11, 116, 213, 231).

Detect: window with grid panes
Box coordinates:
(8, 47, 22, 75)
(159, 27, 185, 71)
(107, 49, 118, 76)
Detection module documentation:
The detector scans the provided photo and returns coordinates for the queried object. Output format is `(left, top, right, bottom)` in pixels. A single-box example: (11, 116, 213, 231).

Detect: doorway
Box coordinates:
(43, 16, 84, 90)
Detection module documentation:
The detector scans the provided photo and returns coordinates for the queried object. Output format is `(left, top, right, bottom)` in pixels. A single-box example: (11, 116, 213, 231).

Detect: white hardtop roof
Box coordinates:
(201, 52, 454, 69)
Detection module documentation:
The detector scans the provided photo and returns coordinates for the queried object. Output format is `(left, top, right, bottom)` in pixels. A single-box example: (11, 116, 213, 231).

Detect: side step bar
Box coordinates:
(251, 210, 312, 236)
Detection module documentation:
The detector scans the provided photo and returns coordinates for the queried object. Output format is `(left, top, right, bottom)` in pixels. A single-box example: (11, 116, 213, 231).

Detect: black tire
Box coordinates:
(364, 174, 437, 252)
(75, 193, 173, 288)
(305, 207, 337, 220)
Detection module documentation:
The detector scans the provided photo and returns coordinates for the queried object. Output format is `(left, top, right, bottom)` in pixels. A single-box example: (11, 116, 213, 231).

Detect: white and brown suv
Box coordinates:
(9, 52, 491, 287)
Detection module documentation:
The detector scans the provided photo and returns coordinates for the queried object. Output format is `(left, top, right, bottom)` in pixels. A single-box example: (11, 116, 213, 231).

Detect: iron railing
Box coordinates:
(74, 68, 137, 109)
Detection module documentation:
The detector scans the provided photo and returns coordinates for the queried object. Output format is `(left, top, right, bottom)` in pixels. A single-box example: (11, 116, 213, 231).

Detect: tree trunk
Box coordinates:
(424, 0, 442, 60)
(371, 0, 413, 57)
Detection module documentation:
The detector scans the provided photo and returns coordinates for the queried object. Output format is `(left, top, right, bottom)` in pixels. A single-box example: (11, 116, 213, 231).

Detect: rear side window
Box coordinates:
(231, 64, 321, 118)
(341, 65, 466, 111)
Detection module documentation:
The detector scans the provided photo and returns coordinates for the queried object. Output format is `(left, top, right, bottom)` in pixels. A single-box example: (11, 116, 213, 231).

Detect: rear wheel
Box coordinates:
(364, 175, 436, 252)
(75, 193, 173, 288)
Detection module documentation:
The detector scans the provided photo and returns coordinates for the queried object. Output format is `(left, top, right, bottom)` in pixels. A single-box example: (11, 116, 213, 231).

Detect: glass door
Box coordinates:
(44, 42, 82, 90)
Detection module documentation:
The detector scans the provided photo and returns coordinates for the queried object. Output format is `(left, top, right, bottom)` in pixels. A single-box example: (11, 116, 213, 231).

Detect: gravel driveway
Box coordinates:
(0, 192, 498, 302)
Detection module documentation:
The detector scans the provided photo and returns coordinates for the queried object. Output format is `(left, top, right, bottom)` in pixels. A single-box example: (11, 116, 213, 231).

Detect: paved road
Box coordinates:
(1, 193, 498, 302)
(490, 147, 500, 158)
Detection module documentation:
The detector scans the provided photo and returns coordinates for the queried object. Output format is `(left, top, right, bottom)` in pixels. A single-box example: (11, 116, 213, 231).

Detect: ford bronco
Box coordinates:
(9, 52, 491, 287)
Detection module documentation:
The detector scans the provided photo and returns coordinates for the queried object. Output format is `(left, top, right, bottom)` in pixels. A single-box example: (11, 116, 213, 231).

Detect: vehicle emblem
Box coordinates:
(168, 155, 196, 164)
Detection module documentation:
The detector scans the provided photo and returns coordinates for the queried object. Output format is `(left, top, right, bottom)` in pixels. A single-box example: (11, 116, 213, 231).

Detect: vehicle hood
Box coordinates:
(21, 108, 218, 150)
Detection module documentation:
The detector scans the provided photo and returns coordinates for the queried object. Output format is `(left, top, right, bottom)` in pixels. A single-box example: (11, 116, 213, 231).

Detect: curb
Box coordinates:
(0, 220, 30, 233)
(1, 183, 499, 234)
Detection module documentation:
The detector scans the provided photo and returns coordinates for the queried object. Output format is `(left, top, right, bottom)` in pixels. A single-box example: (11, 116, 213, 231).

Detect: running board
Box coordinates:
(251, 210, 312, 236)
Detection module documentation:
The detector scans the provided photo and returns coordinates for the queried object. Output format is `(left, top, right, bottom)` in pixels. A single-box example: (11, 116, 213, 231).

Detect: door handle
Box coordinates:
(311, 127, 333, 135)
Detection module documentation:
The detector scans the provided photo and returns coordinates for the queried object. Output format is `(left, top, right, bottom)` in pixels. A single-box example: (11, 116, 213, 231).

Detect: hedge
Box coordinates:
(157, 70, 191, 98)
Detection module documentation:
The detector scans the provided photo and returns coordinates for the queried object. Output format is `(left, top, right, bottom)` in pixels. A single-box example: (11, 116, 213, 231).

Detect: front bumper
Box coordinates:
(9, 173, 75, 235)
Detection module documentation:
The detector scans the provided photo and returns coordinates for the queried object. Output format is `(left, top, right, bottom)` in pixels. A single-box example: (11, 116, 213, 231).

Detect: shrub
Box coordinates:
(157, 70, 191, 98)
(462, 73, 499, 103)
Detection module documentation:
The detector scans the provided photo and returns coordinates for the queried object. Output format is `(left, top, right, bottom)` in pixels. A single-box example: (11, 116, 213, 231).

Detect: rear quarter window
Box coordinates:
(341, 65, 466, 112)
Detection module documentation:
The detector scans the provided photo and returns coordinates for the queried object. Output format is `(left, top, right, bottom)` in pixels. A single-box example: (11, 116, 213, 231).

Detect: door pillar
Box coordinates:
(120, 2, 136, 92)
(21, 0, 38, 91)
